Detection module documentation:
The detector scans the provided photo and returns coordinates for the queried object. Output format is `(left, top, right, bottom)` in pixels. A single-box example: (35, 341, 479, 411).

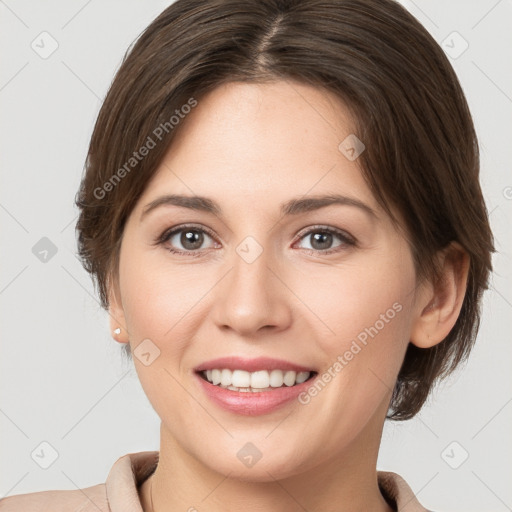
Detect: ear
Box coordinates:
(107, 273, 129, 344)
(410, 242, 470, 348)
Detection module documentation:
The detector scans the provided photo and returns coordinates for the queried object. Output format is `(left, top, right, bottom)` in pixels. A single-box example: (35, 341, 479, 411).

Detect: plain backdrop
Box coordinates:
(0, 1, 511, 510)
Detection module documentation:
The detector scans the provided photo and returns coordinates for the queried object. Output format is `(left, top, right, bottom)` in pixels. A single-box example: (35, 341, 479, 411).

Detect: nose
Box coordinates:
(211, 243, 293, 337)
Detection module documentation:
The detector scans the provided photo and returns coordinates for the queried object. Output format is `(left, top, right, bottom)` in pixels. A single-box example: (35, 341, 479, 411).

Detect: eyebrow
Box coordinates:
(140, 193, 377, 221)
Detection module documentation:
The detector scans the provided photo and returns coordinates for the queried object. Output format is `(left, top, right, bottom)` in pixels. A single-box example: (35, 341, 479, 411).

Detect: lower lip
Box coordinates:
(194, 372, 317, 416)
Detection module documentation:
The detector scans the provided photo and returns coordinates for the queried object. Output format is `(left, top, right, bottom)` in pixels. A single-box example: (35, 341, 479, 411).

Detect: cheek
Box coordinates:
(308, 255, 414, 344)
(287, 255, 416, 441)
(297, 244, 417, 394)
(118, 239, 194, 336)
(118, 246, 218, 378)
(120, 230, 417, 359)
(117, 250, 203, 413)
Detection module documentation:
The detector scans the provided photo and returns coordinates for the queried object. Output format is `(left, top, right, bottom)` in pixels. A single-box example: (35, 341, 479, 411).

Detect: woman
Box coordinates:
(0, 0, 494, 510)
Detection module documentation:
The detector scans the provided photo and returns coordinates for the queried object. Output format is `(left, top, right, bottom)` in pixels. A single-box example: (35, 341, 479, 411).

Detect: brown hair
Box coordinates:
(75, 0, 494, 420)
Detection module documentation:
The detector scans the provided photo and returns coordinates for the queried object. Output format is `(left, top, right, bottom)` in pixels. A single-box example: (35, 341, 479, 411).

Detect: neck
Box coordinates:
(140, 415, 393, 512)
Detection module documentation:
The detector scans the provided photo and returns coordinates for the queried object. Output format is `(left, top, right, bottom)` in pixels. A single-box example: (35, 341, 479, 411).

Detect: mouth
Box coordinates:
(193, 356, 319, 415)
(196, 368, 317, 392)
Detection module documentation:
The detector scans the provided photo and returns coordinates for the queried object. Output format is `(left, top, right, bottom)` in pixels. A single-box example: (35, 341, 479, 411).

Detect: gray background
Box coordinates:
(0, 1, 511, 510)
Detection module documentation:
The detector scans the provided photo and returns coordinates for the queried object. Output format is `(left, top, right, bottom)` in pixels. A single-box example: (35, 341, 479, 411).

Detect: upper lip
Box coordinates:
(194, 356, 315, 373)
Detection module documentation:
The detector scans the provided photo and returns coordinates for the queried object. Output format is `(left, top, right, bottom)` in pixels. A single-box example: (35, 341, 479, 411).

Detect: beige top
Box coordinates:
(0, 451, 432, 511)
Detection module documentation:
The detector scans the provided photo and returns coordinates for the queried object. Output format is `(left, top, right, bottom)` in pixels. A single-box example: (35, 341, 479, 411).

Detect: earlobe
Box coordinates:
(410, 242, 470, 349)
(107, 276, 129, 344)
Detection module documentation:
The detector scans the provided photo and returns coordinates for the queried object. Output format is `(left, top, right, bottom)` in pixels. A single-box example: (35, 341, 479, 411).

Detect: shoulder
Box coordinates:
(0, 483, 109, 512)
(378, 470, 436, 512)
(0, 451, 159, 512)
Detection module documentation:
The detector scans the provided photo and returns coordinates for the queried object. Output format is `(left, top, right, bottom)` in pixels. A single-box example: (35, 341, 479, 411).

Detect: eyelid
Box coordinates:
(293, 224, 357, 246)
(156, 223, 219, 245)
(155, 223, 357, 256)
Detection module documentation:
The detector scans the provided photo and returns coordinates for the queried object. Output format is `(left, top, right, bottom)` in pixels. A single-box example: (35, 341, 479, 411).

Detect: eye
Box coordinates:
(156, 224, 356, 257)
(157, 224, 219, 256)
(294, 226, 356, 255)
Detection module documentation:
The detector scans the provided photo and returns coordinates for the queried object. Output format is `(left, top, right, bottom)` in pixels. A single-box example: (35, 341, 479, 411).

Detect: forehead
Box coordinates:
(135, 80, 378, 217)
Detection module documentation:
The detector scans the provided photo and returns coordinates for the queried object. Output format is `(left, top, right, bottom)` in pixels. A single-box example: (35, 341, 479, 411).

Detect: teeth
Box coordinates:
(212, 369, 221, 385)
(220, 369, 231, 386)
(251, 370, 270, 388)
(283, 371, 296, 386)
(295, 371, 309, 384)
(269, 369, 284, 387)
(233, 369, 251, 388)
(201, 369, 312, 390)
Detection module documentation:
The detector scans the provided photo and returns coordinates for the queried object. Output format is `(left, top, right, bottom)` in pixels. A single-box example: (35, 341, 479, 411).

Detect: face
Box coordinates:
(111, 80, 424, 481)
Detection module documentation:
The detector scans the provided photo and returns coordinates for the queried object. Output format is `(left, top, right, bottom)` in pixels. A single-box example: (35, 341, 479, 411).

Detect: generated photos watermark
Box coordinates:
(93, 97, 198, 200)
(298, 301, 403, 404)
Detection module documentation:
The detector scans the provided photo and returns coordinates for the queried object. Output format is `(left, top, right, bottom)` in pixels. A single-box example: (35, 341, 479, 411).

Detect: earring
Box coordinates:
(113, 327, 121, 336)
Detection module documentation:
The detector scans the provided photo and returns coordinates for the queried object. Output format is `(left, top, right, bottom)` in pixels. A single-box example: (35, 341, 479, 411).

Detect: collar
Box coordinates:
(105, 451, 429, 512)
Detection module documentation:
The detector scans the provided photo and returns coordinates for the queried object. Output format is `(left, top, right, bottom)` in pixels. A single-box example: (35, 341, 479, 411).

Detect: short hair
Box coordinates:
(75, 0, 494, 420)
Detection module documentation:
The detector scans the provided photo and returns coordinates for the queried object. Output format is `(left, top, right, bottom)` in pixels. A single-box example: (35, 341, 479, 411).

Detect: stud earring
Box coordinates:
(114, 327, 121, 336)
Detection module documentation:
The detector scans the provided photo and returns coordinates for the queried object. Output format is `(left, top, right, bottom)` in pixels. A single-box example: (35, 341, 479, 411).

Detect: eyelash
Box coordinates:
(155, 223, 357, 258)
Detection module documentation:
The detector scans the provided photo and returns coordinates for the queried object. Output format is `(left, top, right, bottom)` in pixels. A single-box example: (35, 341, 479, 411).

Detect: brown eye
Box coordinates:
(174, 229, 205, 251)
(309, 231, 334, 251)
(158, 224, 218, 256)
(156, 224, 355, 258)
(295, 226, 356, 254)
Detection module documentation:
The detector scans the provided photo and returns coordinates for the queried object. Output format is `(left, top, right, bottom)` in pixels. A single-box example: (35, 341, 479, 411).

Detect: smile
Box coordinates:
(193, 356, 319, 415)
(199, 368, 314, 391)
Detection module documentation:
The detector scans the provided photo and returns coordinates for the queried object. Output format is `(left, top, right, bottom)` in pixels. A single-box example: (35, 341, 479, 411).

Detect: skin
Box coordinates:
(108, 80, 469, 512)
